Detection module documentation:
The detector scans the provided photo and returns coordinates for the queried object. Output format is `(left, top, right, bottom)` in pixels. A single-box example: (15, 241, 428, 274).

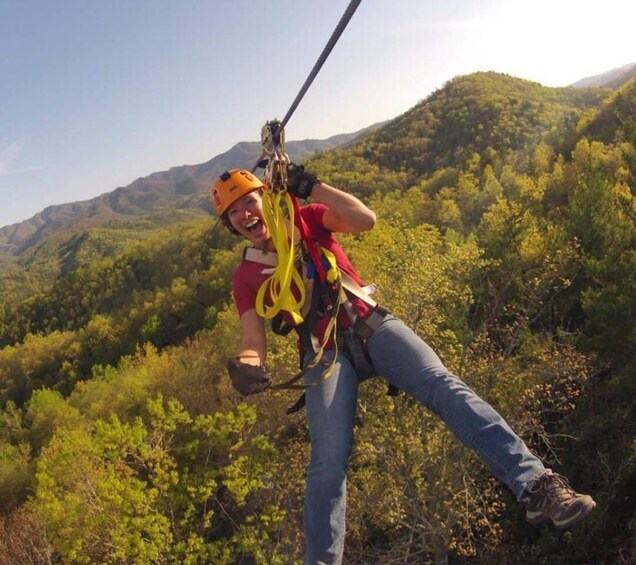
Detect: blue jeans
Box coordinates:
(302, 315, 546, 565)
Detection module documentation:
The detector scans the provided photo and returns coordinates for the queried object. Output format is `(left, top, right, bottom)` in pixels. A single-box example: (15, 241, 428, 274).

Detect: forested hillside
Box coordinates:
(1, 72, 634, 564)
(0, 125, 381, 258)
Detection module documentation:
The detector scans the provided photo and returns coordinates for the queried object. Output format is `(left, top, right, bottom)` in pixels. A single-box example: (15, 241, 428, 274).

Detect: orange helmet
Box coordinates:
(212, 169, 264, 217)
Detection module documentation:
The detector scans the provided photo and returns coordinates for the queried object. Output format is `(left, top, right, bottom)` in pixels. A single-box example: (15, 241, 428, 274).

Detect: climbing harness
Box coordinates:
(242, 244, 395, 413)
(254, 110, 383, 397)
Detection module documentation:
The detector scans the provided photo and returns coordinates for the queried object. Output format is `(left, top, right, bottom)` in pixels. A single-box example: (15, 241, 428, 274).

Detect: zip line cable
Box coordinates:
(251, 0, 363, 171)
(279, 0, 363, 132)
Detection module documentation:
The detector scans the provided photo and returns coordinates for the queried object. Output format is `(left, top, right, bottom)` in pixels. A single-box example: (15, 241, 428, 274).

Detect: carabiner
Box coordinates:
(261, 119, 290, 193)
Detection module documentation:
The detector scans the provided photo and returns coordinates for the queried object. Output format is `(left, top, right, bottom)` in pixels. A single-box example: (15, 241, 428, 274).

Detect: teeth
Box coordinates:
(245, 219, 259, 228)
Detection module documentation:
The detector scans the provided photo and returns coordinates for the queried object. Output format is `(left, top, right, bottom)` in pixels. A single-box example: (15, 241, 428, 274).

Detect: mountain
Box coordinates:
(0, 125, 383, 257)
(577, 75, 636, 144)
(0, 71, 623, 305)
(570, 62, 636, 88)
(0, 67, 634, 564)
(3, 65, 631, 262)
(310, 72, 610, 186)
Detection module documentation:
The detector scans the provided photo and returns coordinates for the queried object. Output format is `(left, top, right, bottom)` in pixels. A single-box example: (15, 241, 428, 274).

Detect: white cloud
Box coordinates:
(0, 141, 40, 176)
(0, 142, 21, 176)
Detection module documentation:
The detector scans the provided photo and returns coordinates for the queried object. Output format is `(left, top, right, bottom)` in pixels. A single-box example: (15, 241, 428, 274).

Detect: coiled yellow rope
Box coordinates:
(253, 184, 347, 391)
(254, 187, 307, 324)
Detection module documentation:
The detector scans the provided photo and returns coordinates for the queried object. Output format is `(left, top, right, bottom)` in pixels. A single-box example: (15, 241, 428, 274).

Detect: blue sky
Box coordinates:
(1, 0, 634, 228)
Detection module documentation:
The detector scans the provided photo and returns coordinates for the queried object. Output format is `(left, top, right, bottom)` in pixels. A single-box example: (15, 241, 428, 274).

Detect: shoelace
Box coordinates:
(543, 474, 577, 503)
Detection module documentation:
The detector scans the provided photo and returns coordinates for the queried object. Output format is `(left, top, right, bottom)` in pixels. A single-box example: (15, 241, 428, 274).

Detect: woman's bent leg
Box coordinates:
(367, 316, 546, 498)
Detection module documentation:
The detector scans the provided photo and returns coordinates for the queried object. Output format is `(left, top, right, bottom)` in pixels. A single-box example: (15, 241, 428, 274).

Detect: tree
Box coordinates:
(31, 392, 287, 564)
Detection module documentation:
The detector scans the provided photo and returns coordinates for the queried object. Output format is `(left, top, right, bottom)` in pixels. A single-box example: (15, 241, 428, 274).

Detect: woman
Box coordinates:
(212, 166, 595, 565)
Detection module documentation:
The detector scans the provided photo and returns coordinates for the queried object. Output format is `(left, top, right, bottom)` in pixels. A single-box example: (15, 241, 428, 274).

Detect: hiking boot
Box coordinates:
(522, 471, 596, 528)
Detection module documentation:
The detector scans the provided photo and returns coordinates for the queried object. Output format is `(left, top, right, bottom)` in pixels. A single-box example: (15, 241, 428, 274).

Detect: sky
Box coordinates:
(1, 0, 635, 228)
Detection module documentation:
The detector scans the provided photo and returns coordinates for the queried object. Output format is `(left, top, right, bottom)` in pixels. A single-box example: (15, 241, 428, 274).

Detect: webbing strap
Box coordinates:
(292, 195, 328, 282)
(243, 247, 378, 307)
(242, 245, 387, 392)
(339, 269, 378, 307)
(270, 278, 344, 391)
(243, 246, 278, 266)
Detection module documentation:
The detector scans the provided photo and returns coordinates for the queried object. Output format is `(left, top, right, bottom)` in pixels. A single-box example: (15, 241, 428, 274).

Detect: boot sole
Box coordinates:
(552, 500, 597, 529)
(526, 510, 549, 525)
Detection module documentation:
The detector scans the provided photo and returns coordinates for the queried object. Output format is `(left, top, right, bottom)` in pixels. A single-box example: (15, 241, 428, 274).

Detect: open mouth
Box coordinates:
(244, 218, 262, 235)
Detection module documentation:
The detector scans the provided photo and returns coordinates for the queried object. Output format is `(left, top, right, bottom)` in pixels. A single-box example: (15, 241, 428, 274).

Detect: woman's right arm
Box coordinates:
(236, 308, 267, 366)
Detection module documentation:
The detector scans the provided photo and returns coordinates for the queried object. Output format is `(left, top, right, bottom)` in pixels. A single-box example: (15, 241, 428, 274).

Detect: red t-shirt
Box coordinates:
(232, 203, 373, 347)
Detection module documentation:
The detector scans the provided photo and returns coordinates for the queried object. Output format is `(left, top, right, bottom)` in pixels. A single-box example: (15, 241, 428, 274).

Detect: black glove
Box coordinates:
(287, 163, 318, 199)
(226, 358, 271, 396)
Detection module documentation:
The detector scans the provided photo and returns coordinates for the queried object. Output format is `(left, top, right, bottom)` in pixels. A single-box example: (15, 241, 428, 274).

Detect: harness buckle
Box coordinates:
(352, 305, 390, 342)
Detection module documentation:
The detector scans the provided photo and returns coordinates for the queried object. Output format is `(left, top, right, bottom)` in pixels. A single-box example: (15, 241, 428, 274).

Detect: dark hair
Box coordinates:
(220, 212, 240, 236)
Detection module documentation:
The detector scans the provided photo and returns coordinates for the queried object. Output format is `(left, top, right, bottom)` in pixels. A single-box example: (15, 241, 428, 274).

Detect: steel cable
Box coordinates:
(252, 0, 363, 171)
(279, 0, 363, 130)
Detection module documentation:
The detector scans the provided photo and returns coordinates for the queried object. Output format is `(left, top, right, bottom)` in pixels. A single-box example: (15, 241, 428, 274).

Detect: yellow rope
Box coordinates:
(251, 185, 351, 390)
(254, 184, 345, 391)
(255, 187, 307, 324)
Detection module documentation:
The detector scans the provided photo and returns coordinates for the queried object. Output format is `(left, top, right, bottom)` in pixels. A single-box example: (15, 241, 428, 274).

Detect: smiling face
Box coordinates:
(226, 190, 271, 247)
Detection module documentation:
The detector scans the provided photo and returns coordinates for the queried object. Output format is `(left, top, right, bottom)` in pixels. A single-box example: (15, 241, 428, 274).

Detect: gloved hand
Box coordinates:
(226, 358, 271, 396)
(287, 163, 318, 199)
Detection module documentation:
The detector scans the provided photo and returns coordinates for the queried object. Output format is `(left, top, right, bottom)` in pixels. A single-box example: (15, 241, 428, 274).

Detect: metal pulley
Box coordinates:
(260, 119, 290, 193)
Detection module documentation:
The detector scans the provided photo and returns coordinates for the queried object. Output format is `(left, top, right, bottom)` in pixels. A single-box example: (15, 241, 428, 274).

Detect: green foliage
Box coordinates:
(26, 389, 83, 455)
(577, 77, 636, 151)
(30, 391, 284, 564)
(0, 330, 81, 405)
(309, 151, 410, 201)
(563, 138, 636, 364)
(0, 71, 634, 563)
(0, 226, 239, 407)
(0, 442, 31, 510)
(345, 218, 483, 363)
(0, 219, 236, 349)
(345, 72, 607, 178)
